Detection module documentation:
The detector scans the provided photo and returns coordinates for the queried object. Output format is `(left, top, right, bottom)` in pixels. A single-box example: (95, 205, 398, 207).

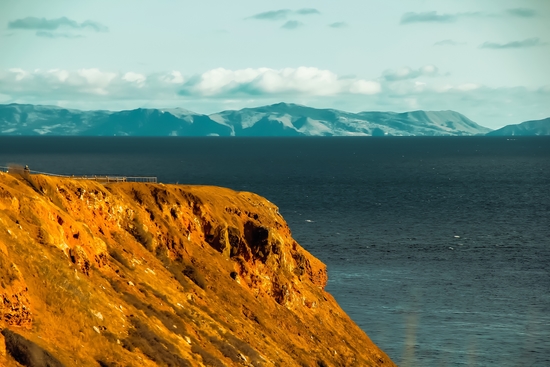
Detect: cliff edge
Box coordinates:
(0, 172, 395, 367)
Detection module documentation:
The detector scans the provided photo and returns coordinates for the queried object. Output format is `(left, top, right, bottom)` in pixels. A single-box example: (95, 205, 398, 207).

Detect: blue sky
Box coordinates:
(0, 0, 549, 128)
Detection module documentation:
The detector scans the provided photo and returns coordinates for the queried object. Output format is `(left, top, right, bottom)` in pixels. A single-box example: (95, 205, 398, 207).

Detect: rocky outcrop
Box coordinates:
(0, 257, 32, 329)
(0, 172, 395, 366)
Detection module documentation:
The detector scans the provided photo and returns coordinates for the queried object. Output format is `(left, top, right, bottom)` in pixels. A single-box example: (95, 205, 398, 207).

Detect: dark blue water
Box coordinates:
(1, 136, 549, 366)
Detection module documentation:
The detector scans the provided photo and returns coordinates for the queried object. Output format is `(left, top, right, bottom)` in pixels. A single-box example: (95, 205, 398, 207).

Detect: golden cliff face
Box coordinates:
(0, 172, 395, 367)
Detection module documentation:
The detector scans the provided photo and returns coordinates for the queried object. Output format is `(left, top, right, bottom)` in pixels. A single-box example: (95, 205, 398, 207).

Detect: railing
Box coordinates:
(126, 177, 157, 183)
(0, 165, 157, 183)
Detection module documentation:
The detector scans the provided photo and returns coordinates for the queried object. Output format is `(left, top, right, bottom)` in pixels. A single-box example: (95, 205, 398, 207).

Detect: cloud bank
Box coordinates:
(383, 65, 439, 81)
(480, 37, 546, 49)
(328, 22, 347, 28)
(178, 67, 380, 97)
(296, 8, 320, 15)
(506, 8, 536, 18)
(36, 31, 84, 39)
(1, 67, 548, 129)
(400, 11, 458, 24)
(281, 21, 303, 30)
(247, 9, 291, 21)
(247, 8, 320, 20)
(401, 8, 538, 25)
(0, 67, 381, 102)
(8, 16, 108, 32)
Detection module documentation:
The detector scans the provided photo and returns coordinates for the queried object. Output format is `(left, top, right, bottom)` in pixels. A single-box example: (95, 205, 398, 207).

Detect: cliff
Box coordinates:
(0, 172, 395, 367)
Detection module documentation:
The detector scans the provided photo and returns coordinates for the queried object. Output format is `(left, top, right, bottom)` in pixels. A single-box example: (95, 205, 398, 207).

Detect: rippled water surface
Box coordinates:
(1, 136, 549, 366)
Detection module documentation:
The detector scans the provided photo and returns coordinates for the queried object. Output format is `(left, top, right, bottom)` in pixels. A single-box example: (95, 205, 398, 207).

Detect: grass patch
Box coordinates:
(190, 342, 225, 367)
(108, 247, 134, 271)
(139, 282, 170, 304)
(122, 292, 188, 338)
(157, 255, 206, 291)
(128, 217, 154, 251)
(0, 256, 19, 288)
(223, 333, 264, 367)
(122, 318, 191, 367)
(209, 336, 241, 363)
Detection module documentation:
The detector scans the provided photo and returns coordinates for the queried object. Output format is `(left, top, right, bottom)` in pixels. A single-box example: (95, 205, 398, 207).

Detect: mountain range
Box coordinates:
(1, 102, 548, 137)
(1, 102, 495, 136)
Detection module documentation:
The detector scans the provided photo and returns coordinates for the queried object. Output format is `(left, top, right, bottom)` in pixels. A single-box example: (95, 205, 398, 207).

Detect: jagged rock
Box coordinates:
(0, 250, 32, 329)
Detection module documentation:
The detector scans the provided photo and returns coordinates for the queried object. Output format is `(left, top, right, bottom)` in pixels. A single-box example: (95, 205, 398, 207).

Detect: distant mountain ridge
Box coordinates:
(486, 117, 550, 136)
(0, 102, 492, 136)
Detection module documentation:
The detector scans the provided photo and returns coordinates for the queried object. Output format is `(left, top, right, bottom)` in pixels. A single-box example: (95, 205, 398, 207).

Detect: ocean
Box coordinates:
(1, 136, 549, 366)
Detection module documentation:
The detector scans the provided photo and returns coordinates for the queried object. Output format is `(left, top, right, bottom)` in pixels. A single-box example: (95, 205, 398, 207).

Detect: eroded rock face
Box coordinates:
(0, 249, 32, 329)
(0, 172, 396, 366)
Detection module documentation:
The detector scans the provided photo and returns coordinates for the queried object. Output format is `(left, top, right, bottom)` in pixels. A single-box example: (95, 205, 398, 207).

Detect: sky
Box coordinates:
(0, 0, 549, 129)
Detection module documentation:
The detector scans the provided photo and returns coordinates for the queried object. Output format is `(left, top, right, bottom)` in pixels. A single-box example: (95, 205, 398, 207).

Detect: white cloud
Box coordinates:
(456, 83, 480, 91)
(47, 69, 69, 82)
(349, 80, 381, 95)
(420, 65, 437, 75)
(77, 68, 116, 87)
(8, 68, 28, 81)
(0, 68, 181, 99)
(383, 65, 439, 81)
(252, 67, 340, 95)
(192, 67, 267, 95)
(434, 84, 453, 93)
(386, 78, 481, 95)
(122, 72, 146, 86)
(164, 71, 184, 84)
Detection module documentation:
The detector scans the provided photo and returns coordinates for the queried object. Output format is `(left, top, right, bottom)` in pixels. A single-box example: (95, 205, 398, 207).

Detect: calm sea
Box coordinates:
(1, 136, 549, 366)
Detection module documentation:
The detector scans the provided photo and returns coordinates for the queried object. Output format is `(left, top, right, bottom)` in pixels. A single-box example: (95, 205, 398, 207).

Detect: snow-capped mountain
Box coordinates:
(0, 102, 492, 136)
(210, 103, 491, 136)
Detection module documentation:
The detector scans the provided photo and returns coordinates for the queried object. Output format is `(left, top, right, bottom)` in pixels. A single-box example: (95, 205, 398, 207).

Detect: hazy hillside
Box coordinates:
(0, 104, 231, 137)
(486, 117, 550, 136)
(0, 102, 492, 136)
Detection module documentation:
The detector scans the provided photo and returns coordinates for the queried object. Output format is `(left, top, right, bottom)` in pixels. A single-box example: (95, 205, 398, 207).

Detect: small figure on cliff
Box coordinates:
(24, 165, 30, 173)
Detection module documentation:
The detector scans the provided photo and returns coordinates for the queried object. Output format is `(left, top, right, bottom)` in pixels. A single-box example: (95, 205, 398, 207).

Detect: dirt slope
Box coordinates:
(0, 172, 395, 367)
